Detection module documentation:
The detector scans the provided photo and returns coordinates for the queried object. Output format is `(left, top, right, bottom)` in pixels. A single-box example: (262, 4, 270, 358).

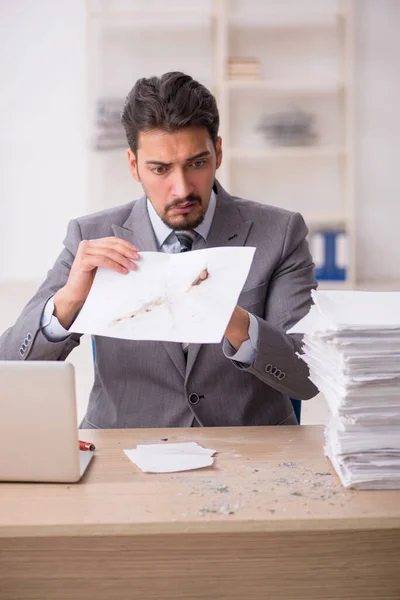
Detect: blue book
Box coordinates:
(310, 230, 347, 281)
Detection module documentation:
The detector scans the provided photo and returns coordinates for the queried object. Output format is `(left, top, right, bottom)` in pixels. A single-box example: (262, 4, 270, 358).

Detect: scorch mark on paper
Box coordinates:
(111, 296, 165, 325)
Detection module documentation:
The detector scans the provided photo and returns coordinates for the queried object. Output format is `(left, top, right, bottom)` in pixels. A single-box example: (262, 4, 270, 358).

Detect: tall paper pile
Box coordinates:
(288, 290, 400, 489)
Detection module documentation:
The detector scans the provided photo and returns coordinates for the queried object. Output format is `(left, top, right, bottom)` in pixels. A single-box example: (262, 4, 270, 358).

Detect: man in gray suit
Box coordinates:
(0, 71, 318, 428)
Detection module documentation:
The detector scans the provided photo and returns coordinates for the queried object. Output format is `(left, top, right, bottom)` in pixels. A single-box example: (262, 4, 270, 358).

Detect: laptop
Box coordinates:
(0, 361, 94, 482)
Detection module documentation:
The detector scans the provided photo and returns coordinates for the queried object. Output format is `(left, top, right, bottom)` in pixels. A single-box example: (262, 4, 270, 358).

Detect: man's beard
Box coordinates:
(161, 193, 205, 231)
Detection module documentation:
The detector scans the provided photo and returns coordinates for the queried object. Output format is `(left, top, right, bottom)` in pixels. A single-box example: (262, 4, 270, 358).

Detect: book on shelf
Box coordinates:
(227, 58, 261, 80)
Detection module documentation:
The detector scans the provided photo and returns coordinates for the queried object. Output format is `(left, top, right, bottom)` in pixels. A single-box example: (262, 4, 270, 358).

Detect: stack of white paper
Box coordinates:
(288, 290, 400, 489)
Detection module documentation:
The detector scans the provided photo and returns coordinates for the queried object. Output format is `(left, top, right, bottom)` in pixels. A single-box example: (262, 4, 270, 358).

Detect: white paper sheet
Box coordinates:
(70, 247, 255, 343)
(288, 290, 400, 335)
(313, 290, 400, 329)
(124, 442, 217, 473)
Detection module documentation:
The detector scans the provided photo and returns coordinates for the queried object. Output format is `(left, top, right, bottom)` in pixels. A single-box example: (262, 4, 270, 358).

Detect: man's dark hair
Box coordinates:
(121, 71, 219, 154)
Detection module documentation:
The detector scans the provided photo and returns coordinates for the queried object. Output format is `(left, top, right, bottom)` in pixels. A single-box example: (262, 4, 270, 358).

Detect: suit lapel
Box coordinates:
(112, 196, 186, 379)
(111, 195, 158, 252)
(186, 181, 254, 382)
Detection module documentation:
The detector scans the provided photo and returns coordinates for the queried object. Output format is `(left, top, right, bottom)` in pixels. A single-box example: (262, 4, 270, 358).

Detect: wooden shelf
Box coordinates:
(89, 11, 211, 29)
(305, 213, 350, 225)
(228, 13, 343, 30)
(227, 146, 345, 160)
(318, 280, 400, 291)
(355, 280, 400, 292)
(224, 80, 344, 93)
(317, 280, 354, 290)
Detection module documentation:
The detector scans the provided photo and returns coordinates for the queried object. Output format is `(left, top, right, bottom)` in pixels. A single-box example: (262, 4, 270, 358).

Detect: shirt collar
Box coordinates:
(147, 190, 217, 249)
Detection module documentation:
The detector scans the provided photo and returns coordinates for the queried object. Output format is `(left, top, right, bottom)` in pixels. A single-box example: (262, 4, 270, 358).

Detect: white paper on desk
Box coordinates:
(124, 442, 217, 473)
(70, 247, 255, 343)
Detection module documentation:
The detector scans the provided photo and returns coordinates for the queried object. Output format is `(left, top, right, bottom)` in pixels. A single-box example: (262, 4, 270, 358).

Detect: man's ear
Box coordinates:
(215, 136, 223, 170)
(127, 149, 140, 182)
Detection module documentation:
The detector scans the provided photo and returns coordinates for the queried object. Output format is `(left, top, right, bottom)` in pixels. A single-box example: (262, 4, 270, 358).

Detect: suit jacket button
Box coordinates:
(264, 364, 272, 373)
(189, 393, 200, 405)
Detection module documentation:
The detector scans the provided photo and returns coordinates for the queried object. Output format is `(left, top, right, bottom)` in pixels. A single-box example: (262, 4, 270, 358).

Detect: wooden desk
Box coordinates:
(0, 426, 399, 599)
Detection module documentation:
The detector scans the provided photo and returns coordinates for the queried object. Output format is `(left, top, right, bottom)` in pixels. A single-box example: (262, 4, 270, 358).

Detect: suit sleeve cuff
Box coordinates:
(223, 313, 259, 368)
(41, 296, 71, 342)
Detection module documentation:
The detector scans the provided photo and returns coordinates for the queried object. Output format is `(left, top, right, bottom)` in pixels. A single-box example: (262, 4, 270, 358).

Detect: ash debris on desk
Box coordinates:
(199, 503, 242, 517)
(244, 461, 346, 503)
(169, 458, 352, 519)
(215, 484, 229, 493)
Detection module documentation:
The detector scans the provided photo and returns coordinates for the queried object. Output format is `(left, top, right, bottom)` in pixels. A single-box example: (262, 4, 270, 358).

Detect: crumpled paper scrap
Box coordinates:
(124, 442, 217, 473)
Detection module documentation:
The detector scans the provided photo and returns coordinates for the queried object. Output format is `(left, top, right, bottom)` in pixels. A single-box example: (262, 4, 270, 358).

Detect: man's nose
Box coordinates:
(172, 170, 194, 199)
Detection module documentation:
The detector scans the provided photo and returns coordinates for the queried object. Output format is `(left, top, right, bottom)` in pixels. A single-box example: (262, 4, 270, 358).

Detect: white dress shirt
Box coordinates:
(41, 191, 259, 366)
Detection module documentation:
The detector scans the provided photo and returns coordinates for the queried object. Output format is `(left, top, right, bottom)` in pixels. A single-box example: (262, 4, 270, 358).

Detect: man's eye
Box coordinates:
(192, 160, 206, 168)
(152, 166, 167, 175)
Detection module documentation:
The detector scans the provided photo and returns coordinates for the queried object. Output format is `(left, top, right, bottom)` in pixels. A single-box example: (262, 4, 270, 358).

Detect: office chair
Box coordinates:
(291, 399, 302, 424)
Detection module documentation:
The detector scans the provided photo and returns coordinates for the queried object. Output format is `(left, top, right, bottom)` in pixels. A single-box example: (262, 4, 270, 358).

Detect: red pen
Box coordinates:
(79, 440, 95, 451)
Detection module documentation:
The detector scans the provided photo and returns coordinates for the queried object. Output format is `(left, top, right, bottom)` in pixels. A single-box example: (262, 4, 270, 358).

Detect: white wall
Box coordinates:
(355, 0, 400, 282)
(0, 0, 87, 283)
(0, 0, 400, 284)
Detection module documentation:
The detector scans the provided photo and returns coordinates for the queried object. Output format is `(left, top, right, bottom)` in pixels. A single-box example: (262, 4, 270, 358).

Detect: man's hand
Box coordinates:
(225, 306, 250, 351)
(54, 238, 139, 329)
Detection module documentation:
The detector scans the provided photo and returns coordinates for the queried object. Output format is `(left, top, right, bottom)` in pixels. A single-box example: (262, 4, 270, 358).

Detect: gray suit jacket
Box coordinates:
(0, 181, 318, 428)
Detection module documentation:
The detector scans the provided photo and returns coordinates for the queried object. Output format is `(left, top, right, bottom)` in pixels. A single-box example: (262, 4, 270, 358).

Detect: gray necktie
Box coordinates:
(176, 230, 196, 253)
(175, 230, 196, 356)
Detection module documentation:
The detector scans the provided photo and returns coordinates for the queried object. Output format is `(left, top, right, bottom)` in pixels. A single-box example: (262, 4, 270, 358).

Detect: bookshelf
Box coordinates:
(214, 0, 355, 287)
(87, 0, 355, 286)
(86, 0, 214, 212)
